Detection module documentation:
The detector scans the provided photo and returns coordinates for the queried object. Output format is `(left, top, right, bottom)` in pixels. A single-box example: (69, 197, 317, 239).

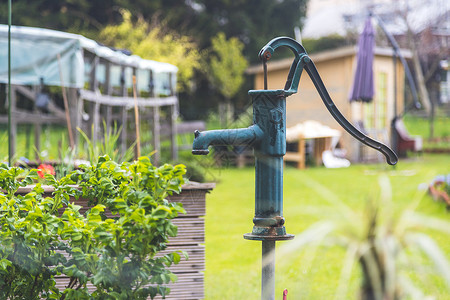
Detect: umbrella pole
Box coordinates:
(391, 53, 398, 153)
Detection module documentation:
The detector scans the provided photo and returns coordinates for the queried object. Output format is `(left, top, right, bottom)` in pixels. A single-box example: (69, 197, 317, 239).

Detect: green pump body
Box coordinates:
(192, 37, 397, 241)
(246, 89, 291, 240)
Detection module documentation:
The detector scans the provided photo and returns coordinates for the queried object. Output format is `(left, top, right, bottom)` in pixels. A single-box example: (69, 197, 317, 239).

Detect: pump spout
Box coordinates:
(192, 125, 264, 155)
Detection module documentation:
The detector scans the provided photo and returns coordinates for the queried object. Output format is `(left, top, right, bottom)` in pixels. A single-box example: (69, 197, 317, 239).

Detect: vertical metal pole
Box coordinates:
(262, 240, 276, 300)
(8, 0, 12, 166)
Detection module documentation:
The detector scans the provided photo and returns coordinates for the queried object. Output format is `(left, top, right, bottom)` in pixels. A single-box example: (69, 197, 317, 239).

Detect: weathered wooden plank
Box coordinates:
(157, 245, 205, 272)
(0, 110, 66, 125)
(53, 245, 205, 274)
(80, 89, 177, 107)
(54, 272, 204, 299)
(34, 123, 41, 157)
(169, 104, 177, 161)
(67, 87, 81, 146)
(170, 218, 205, 245)
(152, 106, 161, 165)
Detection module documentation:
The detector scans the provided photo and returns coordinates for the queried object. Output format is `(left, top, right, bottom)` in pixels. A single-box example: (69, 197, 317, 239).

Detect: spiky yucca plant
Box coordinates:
(279, 175, 450, 300)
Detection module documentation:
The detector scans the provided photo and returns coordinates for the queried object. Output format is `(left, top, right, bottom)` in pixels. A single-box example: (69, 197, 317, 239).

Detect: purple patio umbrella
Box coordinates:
(349, 17, 375, 102)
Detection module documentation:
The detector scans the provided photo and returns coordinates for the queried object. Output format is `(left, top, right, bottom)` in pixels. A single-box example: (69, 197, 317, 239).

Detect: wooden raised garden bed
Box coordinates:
(16, 182, 215, 300)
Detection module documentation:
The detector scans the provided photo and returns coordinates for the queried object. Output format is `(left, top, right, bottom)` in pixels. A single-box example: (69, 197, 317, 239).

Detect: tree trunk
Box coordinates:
(411, 47, 432, 114)
(404, 15, 432, 115)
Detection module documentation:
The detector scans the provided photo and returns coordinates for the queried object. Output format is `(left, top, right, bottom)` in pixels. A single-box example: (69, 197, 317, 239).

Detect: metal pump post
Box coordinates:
(192, 37, 397, 300)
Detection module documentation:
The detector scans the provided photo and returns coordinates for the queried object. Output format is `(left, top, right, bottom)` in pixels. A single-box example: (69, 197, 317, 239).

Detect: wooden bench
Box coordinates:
(284, 134, 334, 169)
(284, 134, 306, 169)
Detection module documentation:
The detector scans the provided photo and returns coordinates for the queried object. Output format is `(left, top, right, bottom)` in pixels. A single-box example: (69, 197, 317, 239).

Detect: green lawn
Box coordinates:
(1, 124, 449, 298)
(403, 114, 450, 149)
(204, 154, 450, 299)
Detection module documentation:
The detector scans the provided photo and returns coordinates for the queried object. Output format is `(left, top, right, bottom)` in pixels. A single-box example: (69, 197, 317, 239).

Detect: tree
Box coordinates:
(0, 1, 173, 36)
(208, 32, 248, 126)
(99, 10, 202, 92)
(394, 2, 450, 138)
(171, 0, 308, 63)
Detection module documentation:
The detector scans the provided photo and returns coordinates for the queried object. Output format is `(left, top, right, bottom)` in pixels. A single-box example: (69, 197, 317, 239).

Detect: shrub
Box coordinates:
(0, 156, 187, 299)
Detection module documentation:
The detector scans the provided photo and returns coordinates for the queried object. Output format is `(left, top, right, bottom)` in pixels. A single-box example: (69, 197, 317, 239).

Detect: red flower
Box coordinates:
(37, 164, 55, 179)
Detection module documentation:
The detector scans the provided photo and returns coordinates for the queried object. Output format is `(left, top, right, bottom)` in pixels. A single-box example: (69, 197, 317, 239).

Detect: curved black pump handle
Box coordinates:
(259, 37, 398, 165)
(259, 37, 308, 94)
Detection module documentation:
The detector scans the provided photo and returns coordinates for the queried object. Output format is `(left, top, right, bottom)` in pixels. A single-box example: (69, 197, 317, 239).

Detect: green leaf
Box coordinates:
(152, 206, 171, 219)
(168, 273, 178, 282)
(173, 252, 181, 264)
(0, 259, 12, 270)
(71, 232, 83, 241)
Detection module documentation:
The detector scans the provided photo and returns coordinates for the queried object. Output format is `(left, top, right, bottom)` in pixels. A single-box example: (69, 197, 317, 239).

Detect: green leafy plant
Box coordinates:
(0, 165, 65, 299)
(77, 122, 135, 165)
(53, 137, 77, 180)
(0, 156, 187, 299)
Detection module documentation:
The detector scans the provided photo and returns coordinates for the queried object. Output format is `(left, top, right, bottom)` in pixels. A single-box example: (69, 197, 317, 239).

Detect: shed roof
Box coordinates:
(246, 46, 412, 75)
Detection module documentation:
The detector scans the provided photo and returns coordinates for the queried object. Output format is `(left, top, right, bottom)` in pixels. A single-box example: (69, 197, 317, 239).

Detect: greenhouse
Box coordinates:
(0, 24, 179, 163)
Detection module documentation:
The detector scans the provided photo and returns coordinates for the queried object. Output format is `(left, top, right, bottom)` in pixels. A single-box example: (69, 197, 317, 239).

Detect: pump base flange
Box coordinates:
(244, 225, 294, 241)
(243, 233, 294, 241)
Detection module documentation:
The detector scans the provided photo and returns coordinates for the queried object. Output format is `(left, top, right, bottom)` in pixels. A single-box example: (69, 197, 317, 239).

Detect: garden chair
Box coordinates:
(393, 117, 422, 157)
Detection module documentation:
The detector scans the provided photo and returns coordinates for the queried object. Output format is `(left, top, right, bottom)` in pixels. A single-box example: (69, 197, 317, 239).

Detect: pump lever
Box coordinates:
(259, 36, 398, 165)
(303, 57, 398, 165)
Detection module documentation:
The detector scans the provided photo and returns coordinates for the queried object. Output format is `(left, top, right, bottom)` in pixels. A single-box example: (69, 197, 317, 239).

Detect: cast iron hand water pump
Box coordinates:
(192, 37, 398, 300)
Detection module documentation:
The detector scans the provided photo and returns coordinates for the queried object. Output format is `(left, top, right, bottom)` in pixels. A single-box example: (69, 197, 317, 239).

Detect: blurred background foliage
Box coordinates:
(0, 0, 308, 120)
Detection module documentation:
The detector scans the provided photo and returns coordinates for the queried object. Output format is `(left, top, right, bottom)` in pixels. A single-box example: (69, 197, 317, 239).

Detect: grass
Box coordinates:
(204, 153, 450, 299)
(403, 114, 450, 149)
(0, 123, 188, 163)
(0, 124, 69, 161)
